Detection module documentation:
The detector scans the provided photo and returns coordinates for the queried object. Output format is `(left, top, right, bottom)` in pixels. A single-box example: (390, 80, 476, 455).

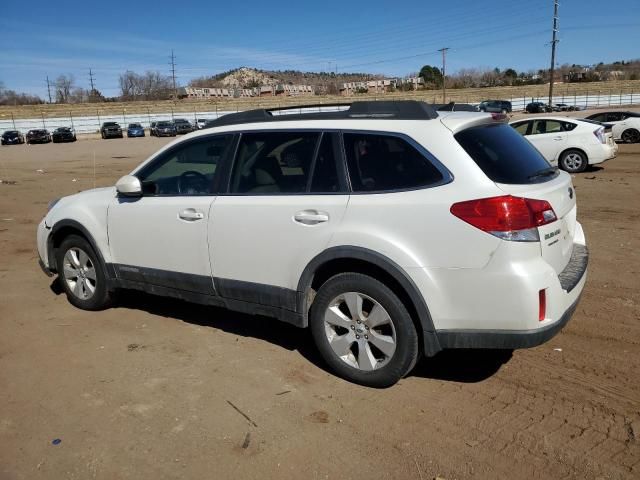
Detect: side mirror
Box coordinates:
(115, 175, 142, 197)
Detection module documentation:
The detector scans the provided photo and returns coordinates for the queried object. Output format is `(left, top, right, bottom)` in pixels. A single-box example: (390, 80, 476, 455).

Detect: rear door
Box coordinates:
(526, 120, 568, 165)
(209, 130, 349, 300)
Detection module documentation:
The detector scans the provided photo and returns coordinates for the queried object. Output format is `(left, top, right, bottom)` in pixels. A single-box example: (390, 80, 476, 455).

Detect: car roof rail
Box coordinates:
(204, 100, 439, 128)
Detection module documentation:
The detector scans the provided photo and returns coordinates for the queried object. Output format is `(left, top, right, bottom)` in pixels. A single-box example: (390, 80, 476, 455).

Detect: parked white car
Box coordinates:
(37, 102, 588, 387)
(510, 116, 617, 173)
(584, 111, 640, 143)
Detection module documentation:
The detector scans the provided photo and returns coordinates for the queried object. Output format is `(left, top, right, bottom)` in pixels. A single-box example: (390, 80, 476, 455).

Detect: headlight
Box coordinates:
(47, 198, 61, 211)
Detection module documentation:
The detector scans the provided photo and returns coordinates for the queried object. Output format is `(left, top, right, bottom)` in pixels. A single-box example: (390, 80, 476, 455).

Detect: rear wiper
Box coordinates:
(528, 167, 558, 180)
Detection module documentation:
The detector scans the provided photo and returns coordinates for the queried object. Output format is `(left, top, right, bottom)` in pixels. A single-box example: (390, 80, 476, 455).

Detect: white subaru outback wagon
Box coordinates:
(37, 101, 588, 387)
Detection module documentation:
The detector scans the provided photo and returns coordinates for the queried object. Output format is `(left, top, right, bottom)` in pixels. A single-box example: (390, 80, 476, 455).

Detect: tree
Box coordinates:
(55, 74, 74, 103)
(419, 65, 443, 88)
(118, 70, 172, 101)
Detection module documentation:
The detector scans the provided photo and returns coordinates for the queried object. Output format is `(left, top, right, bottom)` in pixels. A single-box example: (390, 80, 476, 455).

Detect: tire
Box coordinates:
(55, 234, 111, 311)
(621, 128, 640, 144)
(560, 149, 588, 173)
(309, 273, 419, 388)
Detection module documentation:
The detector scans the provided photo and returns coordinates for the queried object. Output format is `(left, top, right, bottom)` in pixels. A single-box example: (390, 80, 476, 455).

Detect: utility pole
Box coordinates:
(46, 76, 52, 104)
(89, 68, 96, 92)
(548, 0, 559, 107)
(169, 50, 177, 98)
(438, 47, 449, 103)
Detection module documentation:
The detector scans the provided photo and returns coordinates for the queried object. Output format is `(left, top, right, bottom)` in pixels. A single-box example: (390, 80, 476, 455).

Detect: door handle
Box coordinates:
(294, 210, 329, 225)
(553, 136, 563, 140)
(179, 208, 204, 221)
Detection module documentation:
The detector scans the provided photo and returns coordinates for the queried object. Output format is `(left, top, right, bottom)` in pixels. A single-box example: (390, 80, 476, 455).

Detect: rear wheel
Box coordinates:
(621, 128, 640, 144)
(560, 149, 588, 173)
(55, 235, 111, 311)
(309, 273, 419, 388)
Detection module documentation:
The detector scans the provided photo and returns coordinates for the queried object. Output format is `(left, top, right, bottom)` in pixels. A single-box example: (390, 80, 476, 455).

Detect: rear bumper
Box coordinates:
(432, 243, 588, 350)
(435, 292, 581, 349)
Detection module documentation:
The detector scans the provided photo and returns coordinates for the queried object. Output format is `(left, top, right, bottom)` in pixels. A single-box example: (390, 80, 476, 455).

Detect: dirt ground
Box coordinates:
(0, 134, 639, 480)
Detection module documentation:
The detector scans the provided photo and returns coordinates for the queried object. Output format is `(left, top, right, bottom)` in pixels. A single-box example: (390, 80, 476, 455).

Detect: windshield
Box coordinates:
(158, 122, 173, 127)
(4, 131, 19, 135)
(129, 124, 141, 128)
(104, 122, 118, 126)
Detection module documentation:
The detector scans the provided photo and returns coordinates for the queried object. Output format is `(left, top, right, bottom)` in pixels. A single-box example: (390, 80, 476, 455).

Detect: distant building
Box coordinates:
(182, 84, 314, 99)
(340, 77, 423, 95)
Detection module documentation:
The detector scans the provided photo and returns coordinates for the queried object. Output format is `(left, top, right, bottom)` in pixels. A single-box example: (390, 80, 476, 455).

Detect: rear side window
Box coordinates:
(343, 133, 444, 192)
(455, 123, 556, 184)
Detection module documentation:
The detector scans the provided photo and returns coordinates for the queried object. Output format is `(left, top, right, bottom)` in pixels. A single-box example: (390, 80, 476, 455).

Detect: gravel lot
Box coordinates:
(0, 133, 639, 479)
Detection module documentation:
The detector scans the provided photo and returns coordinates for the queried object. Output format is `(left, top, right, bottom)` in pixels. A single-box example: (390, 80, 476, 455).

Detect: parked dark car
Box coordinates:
(52, 127, 77, 143)
(173, 118, 194, 134)
(478, 100, 512, 113)
(526, 102, 552, 113)
(101, 122, 123, 139)
(127, 123, 145, 138)
(26, 129, 51, 144)
(435, 102, 479, 112)
(154, 121, 177, 137)
(1, 130, 25, 145)
(552, 103, 575, 112)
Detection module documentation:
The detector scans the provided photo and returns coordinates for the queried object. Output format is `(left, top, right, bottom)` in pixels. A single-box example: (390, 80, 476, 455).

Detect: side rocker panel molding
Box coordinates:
(297, 246, 442, 356)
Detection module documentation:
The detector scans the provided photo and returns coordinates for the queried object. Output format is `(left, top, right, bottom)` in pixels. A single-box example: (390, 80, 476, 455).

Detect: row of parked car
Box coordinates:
(1, 127, 77, 145)
(477, 99, 584, 114)
(100, 118, 210, 139)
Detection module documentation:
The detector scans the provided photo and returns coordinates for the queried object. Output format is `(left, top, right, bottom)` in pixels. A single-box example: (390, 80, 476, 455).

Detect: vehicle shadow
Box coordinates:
(50, 280, 512, 384)
(410, 349, 513, 383)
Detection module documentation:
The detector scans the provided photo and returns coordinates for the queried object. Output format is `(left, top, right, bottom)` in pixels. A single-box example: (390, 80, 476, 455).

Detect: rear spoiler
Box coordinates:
(439, 111, 508, 133)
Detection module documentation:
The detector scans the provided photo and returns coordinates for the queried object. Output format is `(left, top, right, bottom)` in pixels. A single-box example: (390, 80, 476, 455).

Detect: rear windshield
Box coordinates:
(455, 123, 557, 184)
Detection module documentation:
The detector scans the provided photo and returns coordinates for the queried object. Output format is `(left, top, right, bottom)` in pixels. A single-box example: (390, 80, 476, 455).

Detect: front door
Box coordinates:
(108, 134, 235, 294)
(209, 131, 349, 304)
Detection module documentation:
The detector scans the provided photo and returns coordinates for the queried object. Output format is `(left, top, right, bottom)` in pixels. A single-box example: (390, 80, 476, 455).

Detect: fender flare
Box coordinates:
(48, 219, 115, 279)
(297, 246, 441, 356)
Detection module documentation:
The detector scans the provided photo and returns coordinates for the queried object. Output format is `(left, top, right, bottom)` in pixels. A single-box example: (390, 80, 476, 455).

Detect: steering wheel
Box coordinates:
(177, 170, 208, 195)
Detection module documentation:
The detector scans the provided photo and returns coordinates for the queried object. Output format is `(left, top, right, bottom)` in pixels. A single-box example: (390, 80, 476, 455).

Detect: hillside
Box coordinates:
(190, 67, 378, 89)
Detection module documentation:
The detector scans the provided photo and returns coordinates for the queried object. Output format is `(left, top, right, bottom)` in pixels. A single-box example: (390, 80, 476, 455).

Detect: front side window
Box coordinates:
(343, 133, 444, 192)
(229, 131, 320, 194)
(137, 135, 233, 195)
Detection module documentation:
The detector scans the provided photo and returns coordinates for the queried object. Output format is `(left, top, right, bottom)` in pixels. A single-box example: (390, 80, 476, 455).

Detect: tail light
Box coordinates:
(450, 195, 557, 242)
(594, 127, 606, 144)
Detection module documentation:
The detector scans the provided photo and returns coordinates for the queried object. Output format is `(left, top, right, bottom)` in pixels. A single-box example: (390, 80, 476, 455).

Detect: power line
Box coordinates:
(548, 0, 559, 106)
(169, 50, 177, 98)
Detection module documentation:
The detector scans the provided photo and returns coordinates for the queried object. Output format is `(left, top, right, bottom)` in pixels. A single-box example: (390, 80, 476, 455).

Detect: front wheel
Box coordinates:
(55, 235, 111, 311)
(309, 273, 419, 388)
(560, 149, 588, 173)
(621, 128, 640, 144)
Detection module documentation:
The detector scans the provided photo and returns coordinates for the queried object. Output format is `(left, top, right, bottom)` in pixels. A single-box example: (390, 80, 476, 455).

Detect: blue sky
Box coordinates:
(1, 0, 638, 98)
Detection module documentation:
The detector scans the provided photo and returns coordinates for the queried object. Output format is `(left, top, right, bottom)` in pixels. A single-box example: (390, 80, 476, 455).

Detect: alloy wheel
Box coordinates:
(563, 152, 584, 172)
(62, 247, 97, 300)
(323, 292, 397, 371)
